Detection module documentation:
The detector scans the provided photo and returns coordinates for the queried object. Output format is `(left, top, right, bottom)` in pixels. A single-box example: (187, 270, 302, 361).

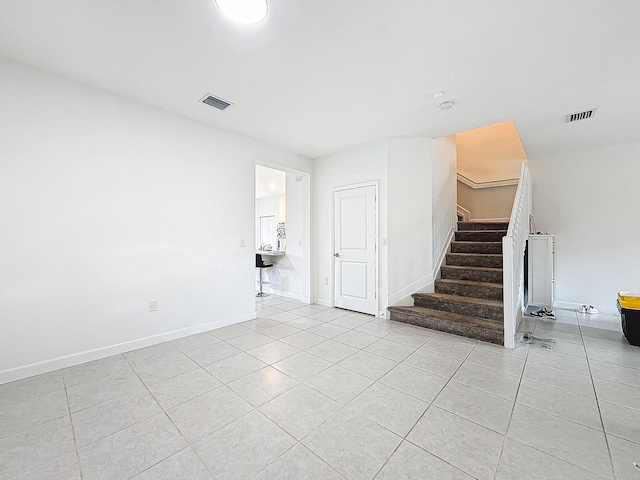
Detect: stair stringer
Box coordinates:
(387, 226, 455, 306)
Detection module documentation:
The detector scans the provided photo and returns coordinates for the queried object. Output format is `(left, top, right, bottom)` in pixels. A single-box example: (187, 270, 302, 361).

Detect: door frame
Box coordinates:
(331, 180, 379, 313)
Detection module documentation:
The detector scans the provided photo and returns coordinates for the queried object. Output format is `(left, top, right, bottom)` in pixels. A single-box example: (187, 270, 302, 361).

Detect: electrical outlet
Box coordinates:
(149, 299, 158, 312)
(381, 237, 388, 246)
(323, 277, 329, 285)
(240, 238, 246, 247)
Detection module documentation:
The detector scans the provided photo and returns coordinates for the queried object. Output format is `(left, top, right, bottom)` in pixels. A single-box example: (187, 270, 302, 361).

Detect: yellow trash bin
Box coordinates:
(617, 291, 640, 346)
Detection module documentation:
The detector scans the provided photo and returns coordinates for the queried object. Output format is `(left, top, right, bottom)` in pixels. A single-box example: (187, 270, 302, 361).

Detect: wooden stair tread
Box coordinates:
(436, 278, 503, 289)
(451, 241, 502, 245)
(388, 306, 503, 329)
(442, 265, 503, 272)
(412, 292, 503, 307)
(448, 253, 503, 257)
(387, 220, 508, 345)
(457, 221, 509, 231)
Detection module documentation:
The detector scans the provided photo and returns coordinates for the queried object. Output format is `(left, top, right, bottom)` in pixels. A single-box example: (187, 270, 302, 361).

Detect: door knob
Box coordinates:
(334, 253, 340, 257)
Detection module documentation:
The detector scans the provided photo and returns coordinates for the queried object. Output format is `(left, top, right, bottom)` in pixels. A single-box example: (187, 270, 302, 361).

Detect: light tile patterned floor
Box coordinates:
(1, 297, 639, 480)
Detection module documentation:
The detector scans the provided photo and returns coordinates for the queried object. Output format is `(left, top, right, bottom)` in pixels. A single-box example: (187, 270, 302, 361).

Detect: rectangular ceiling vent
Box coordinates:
(200, 93, 233, 111)
(565, 108, 596, 123)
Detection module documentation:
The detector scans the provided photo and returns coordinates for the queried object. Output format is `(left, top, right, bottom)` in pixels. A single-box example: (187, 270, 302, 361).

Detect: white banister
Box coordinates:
(502, 163, 532, 348)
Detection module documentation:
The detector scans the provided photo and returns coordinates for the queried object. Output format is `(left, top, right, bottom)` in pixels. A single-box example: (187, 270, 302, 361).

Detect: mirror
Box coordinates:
(259, 215, 276, 249)
(256, 166, 286, 252)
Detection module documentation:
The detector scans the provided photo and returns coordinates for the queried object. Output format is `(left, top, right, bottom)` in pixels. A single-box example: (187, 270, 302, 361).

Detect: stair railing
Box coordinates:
(502, 163, 532, 348)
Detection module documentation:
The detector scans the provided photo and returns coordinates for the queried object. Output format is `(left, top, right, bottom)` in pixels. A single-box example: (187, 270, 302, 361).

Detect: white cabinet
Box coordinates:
(528, 234, 554, 308)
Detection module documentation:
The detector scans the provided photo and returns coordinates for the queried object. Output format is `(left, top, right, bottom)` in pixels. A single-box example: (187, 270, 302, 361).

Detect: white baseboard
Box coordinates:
(270, 290, 302, 301)
(553, 301, 618, 316)
(317, 299, 332, 307)
(300, 296, 312, 305)
(0, 311, 256, 385)
(434, 227, 455, 277)
(388, 226, 454, 307)
(388, 275, 434, 306)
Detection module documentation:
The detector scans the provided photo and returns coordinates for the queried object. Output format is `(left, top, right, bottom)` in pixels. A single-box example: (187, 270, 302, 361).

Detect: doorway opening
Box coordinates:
(255, 164, 311, 304)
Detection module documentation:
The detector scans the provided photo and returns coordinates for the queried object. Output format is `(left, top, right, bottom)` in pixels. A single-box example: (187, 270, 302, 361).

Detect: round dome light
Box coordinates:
(215, 0, 268, 25)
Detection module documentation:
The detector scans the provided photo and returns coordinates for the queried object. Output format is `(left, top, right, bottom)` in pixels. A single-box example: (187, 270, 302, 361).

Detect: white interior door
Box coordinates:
(334, 184, 377, 315)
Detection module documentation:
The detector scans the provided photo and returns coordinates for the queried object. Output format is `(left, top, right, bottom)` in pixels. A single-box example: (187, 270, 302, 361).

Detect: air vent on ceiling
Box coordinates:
(565, 108, 596, 123)
(200, 93, 233, 111)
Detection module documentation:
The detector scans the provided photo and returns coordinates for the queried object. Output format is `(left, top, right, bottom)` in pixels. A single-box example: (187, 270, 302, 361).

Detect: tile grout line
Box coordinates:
(119, 352, 212, 480)
(512, 314, 618, 479)
(578, 317, 619, 480)
(245, 301, 433, 478)
(371, 338, 481, 480)
(491, 330, 532, 480)
(63, 374, 86, 480)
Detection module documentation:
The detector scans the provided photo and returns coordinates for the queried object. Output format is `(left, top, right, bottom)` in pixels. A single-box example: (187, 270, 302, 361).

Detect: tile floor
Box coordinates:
(1, 297, 639, 480)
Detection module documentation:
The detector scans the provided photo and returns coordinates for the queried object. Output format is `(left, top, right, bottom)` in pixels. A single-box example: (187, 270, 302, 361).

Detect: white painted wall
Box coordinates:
(315, 136, 457, 311)
(277, 173, 305, 298)
(529, 141, 640, 313)
(0, 60, 311, 383)
(432, 135, 458, 276)
(457, 182, 517, 220)
(387, 138, 433, 305)
(313, 140, 388, 311)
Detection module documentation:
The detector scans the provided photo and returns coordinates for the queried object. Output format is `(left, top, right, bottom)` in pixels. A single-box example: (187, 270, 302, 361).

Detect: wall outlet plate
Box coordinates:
(149, 299, 159, 312)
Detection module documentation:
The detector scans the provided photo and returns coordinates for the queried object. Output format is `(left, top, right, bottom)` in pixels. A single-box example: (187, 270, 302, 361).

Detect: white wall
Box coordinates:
(314, 136, 457, 311)
(457, 182, 517, 220)
(313, 140, 388, 310)
(432, 136, 458, 275)
(0, 59, 311, 383)
(529, 141, 640, 313)
(276, 173, 305, 299)
(387, 138, 433, 305)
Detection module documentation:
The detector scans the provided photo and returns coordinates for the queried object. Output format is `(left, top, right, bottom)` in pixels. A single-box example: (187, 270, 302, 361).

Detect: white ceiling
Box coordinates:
(1, 0, 639, 159)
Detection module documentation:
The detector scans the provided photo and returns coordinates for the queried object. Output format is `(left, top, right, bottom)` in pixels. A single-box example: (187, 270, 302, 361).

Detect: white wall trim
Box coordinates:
(0, 311, 256, 385)
(316, 299, 332, 307)
(457, 173, 519, 189)
(388, 274, 434, 306)
(553, 301, 619, 316)
(457, 205, 470, 221)
(388, 226, 454, 307)
(269, 290, 302, 301)
(433, 226, 455, 279)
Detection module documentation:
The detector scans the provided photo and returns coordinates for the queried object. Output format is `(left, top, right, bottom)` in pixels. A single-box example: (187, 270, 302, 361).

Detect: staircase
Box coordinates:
(388, 221, 507, 345)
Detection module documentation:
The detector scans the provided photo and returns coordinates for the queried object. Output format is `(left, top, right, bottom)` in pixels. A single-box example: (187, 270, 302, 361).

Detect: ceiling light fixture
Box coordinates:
(215, 0, 268, 25)
(438, 100, 454, 110)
